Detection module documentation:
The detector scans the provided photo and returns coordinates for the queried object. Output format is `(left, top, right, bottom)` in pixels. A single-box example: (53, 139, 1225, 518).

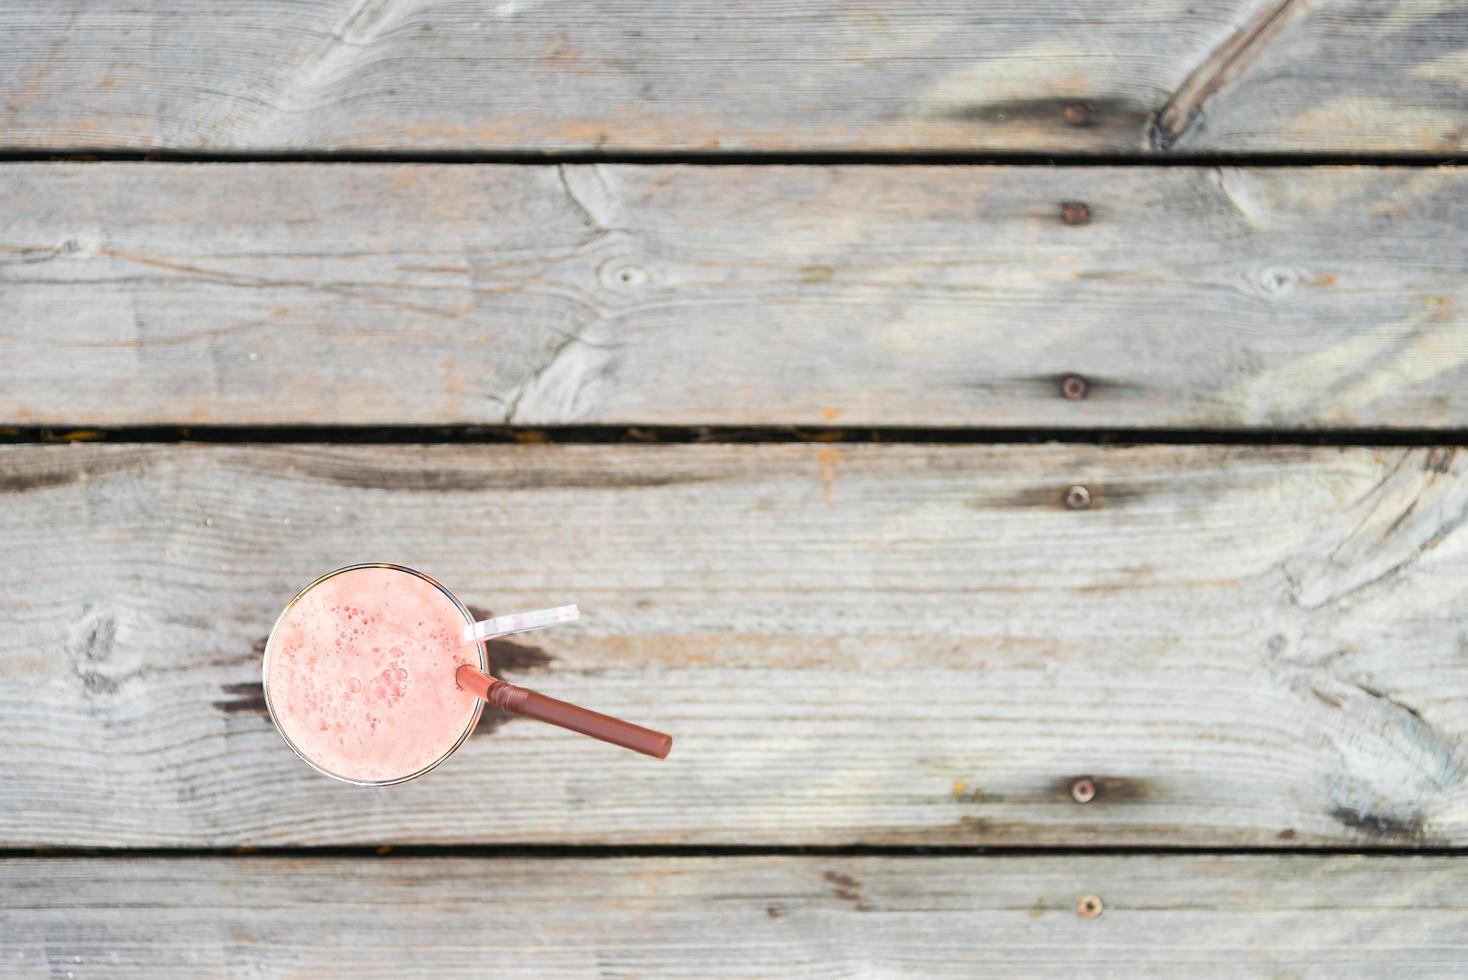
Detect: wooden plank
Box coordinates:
(2, 1, 1466, 154)
(3, 442, 1467, 847)
(5, 163, 1468, 430)
(3, 855, 1467, 977)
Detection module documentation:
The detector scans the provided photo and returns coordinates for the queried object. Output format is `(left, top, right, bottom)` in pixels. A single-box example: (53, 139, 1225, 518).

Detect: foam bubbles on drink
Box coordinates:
(265, 567, 479, 782)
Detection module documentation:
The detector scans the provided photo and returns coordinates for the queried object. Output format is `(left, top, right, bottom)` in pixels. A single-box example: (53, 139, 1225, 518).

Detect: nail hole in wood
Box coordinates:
(1060, 201, 1090, 226)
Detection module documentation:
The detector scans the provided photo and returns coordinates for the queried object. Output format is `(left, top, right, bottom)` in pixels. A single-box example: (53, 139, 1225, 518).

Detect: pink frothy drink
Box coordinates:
(263, 565, 484, 784)
(264, 563, 672, 784)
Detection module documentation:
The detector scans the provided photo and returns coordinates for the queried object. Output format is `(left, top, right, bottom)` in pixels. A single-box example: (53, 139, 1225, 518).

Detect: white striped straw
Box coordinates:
(462, 604, 580, 644)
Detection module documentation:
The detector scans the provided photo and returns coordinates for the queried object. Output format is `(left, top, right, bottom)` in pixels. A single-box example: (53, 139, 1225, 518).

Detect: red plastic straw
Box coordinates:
(456, 665, 672, 760)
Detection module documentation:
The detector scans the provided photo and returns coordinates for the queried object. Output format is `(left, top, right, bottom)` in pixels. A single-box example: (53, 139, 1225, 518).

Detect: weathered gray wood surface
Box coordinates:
(5, 163, 1468, 429)
(3, 442, 1466, 847)
(2, 1, 1466, 154)
(4, 855, 1466, 978)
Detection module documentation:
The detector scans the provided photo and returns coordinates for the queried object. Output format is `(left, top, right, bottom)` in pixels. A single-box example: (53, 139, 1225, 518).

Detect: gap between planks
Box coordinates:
(0, 151, 1465, 166)
(9, 843, 1468, 861)
(6, 426, 1468, 448)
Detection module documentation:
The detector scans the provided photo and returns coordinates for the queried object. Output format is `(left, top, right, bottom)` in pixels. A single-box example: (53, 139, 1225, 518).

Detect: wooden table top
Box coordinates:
(3, 2, 1467, 976)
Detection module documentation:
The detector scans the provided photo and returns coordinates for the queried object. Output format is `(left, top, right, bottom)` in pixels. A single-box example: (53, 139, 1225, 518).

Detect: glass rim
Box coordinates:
(261, 562, 487, 787)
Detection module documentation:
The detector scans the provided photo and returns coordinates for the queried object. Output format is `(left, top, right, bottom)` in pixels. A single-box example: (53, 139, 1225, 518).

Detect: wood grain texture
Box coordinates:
(4, 855, 1467, 978)
(1, 1, 1466, 153)
(3, 442, 1467, 847)
(5, 163, 1468, 429)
